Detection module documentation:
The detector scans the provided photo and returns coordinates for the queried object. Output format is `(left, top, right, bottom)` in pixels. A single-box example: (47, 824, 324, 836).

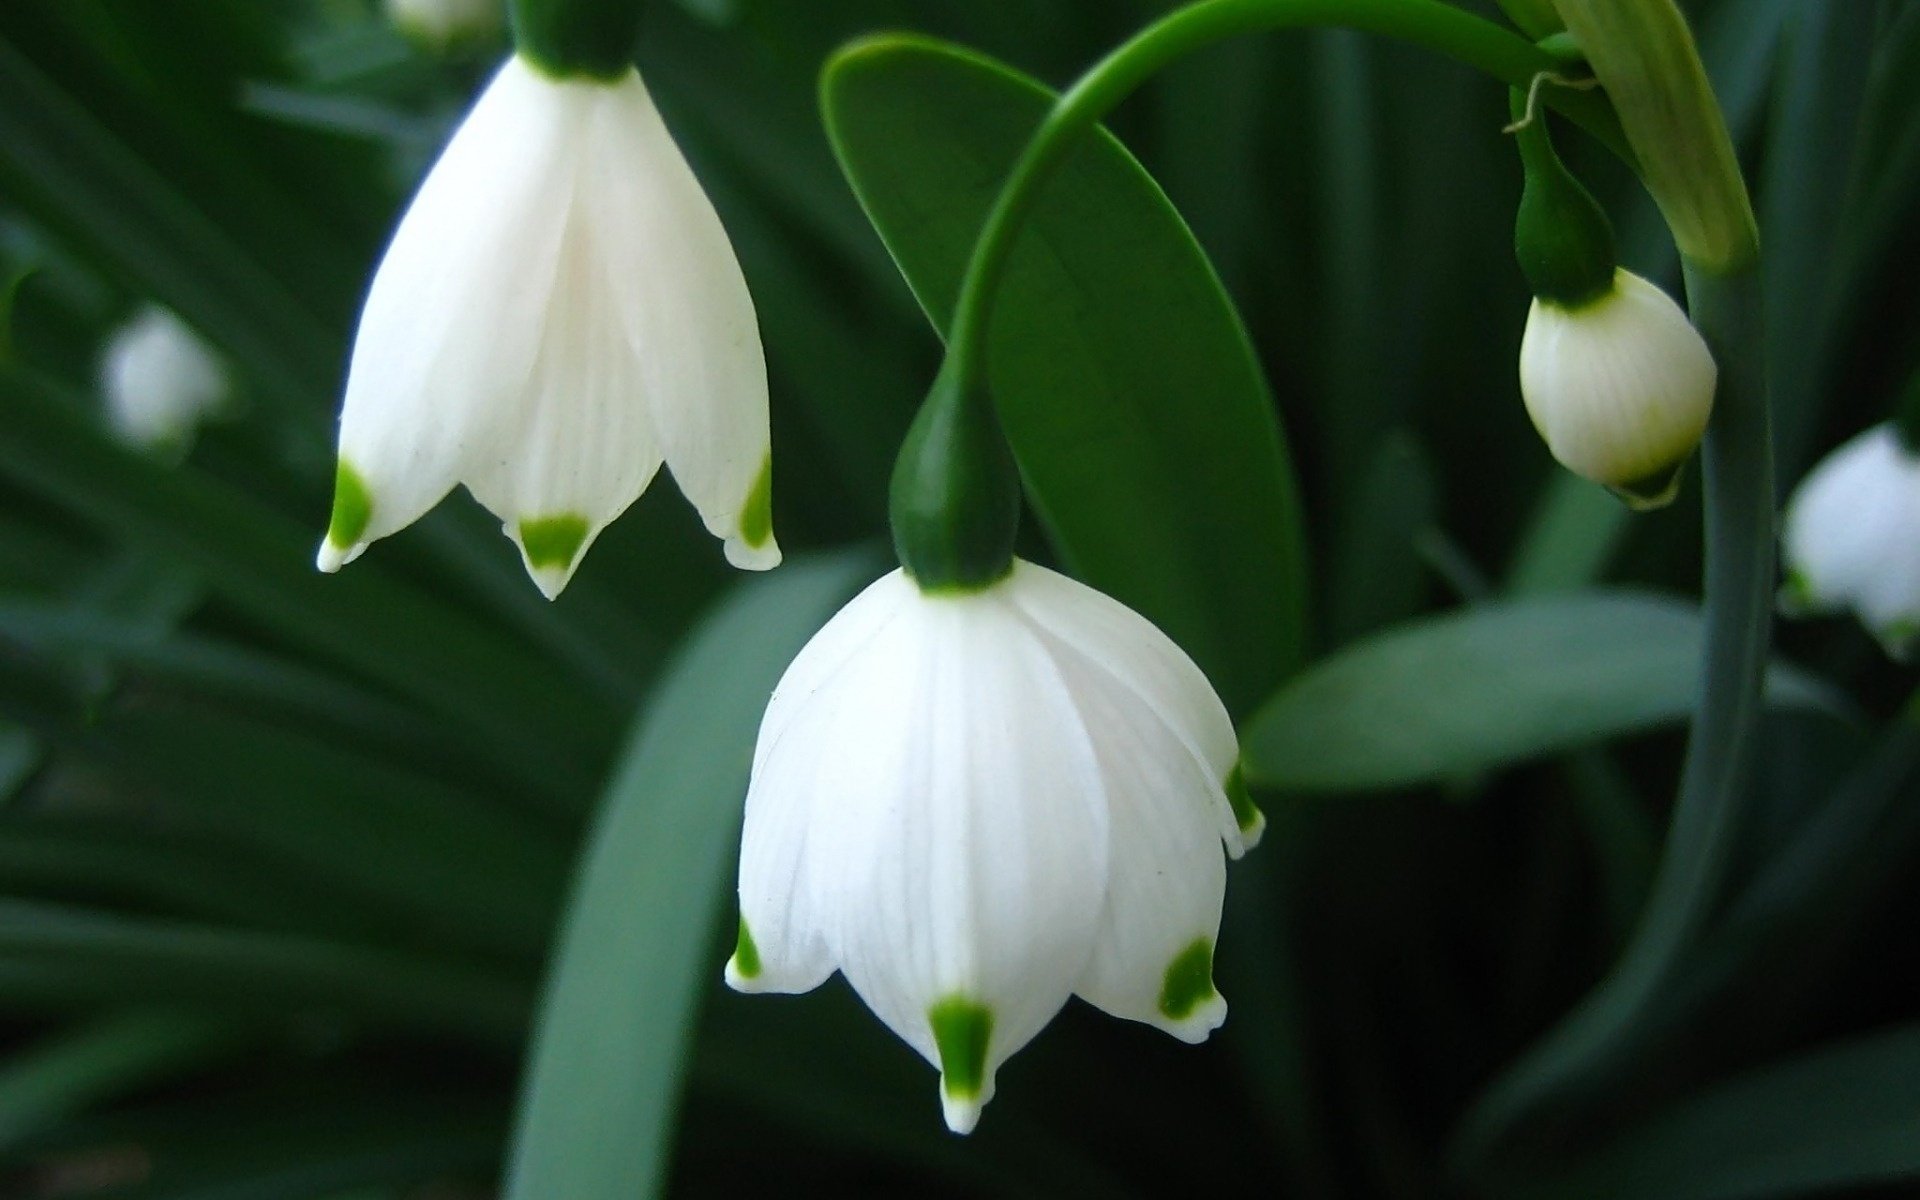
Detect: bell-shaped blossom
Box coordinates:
(100, 305, 227, 452)
(1519, 267, 1717, 507)
(318, 55, 778, 599)
(1780, 422, 1920, 659)
(385, 0, 501, 49)
(725, 560, 1262, 1134)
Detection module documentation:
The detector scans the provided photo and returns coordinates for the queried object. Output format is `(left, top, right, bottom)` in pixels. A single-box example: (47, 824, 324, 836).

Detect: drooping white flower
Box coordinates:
(1519, 267, 1718, 507)
(385, 0, 502, 49)
(1780, 422, 1920, 658)
(725, 560, 1262, 1134)
(318, 55, 778, 599)
(99, 305, 227, 452)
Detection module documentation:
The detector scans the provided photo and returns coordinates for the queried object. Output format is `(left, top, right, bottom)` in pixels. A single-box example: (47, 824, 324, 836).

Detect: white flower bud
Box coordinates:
(1518, 267, 1717, 507)
(385, 0, 502, 49)
(1780, 423, 1920, 659)
(726, 561, 1261, 1134)
(319, 56, 777, 598)
(99, 306, 226, 452)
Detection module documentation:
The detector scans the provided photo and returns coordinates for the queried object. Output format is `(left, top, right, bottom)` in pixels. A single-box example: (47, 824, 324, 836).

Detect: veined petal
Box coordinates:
(1517, 269, 1717, 495)
(1004, 562, 1252, 854)
(729, 571, 912, 994)
(325, 57, 586, 568)
(751, 570, 912, 777)
(1047, 648, 1229, 1044)
(462, 207, 663, 599)
(590, 69, 777, 571)
(810, 593, 1109, 1132)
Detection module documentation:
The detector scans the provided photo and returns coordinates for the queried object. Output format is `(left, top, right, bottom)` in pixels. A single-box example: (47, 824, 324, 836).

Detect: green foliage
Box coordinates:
(1, 1, 1918, 1197)
(1241, 590, 1843, 793)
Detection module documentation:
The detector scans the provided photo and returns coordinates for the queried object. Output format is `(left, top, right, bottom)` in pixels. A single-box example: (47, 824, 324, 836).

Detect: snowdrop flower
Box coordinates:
(100, 306, 226, 452)
(318, 54, 777, 599)
(726, 560, 1262, 1134)
(1780, 423, 1920, 659)
(1519, 267, 1718, 507)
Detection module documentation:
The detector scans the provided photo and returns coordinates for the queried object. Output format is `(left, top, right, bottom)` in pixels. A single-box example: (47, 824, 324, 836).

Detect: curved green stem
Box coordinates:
(941, 0, 1629, 396)
(1454, 260, 1774, 1165)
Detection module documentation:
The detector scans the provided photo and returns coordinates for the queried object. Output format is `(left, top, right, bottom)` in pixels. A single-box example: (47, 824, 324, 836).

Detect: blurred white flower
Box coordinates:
(1519, 267, 1717, 507)
(319, 55, 777, 599)
(725, 561, 1261, 1134)
(99, 305, 226, 452)
(385, 0, 502, 49)
(1780, 423, 1920, 659)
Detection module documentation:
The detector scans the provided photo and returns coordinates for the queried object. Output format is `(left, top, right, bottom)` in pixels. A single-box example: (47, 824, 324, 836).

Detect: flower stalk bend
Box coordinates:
(939, 0, 1629, 401)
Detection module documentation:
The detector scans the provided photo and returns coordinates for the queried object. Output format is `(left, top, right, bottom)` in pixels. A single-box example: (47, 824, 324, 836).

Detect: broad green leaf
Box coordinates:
(1241, 591, 1842, 793)
(502, 551, 876, 1200)
(820, 34, 1309, 713)
(1518, 1023, 1920, 1200)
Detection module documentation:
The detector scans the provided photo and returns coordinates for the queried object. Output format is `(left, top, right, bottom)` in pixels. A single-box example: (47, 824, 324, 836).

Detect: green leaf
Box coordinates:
(502, 550, 876, 1200)
(0, 364, 613, 794)
(1518, 1023, 1920, 1200)
(1241, 591, 1843, 793)
(820, 34, 1309, 712)
(0, 899, 531, 1041)
(0, 1011, 239, 1151)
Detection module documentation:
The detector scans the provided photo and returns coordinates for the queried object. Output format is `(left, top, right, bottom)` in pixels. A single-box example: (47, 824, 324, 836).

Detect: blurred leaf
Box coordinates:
(0, 899, 530, 1042)
(503, 551, 876, 1200)
(1241, 591, 1843, 793)
(0, 32, 337, 424)
(821, 34, 1310, 712)
(0, 365, 613, 795)
(1516, 1023, 1920, 1200)
(0, 1010, 237, 1151)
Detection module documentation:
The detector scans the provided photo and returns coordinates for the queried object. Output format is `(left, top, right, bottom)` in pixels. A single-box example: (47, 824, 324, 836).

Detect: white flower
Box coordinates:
(385, 0, 502, 49)
(1780, 423, 1920, 658)
(725, 560, 1262, 1134)
(318, 55, 778, 599)
(1519, 267, 1717, 506)
(99, 306, 226, 452)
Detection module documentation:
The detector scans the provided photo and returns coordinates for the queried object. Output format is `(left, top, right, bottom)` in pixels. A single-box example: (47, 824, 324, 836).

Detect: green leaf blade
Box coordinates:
(820, 34, 1309, 712)
(502, 550, 876, 1200)
(1242, 591, 1843, 793)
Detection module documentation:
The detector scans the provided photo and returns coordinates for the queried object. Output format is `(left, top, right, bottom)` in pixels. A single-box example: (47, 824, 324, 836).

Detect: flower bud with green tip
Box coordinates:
(319, 3, 778, 598)
(1511, 91, 1716, 508)
(1780, 407, 1920, 660)
(725, 560, 1259, 1133)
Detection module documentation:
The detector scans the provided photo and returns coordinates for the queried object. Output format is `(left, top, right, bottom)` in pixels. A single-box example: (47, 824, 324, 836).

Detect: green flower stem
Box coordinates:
(1455, 261, 1774, 1164)
(941, 0, 1629, 398)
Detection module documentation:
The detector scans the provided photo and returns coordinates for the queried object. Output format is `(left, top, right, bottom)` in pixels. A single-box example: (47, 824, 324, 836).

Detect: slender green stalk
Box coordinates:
(1454, 261, 1774, 1162)
(941, 0, 1629, 396)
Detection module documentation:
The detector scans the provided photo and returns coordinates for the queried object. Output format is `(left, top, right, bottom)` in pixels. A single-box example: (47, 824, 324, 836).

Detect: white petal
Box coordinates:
(1047, 646, 1229, 1044)
(728, 570, 911, 994)
(807, 590, 1109, 1131)
(461, 195, 663, 599)
(1518, 269, 1717, 490)
(591, 70, 777, 570)
(1003, 561, 1254, 854)
(751, 570, 913, 777)
(327, 58, 586, 564)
